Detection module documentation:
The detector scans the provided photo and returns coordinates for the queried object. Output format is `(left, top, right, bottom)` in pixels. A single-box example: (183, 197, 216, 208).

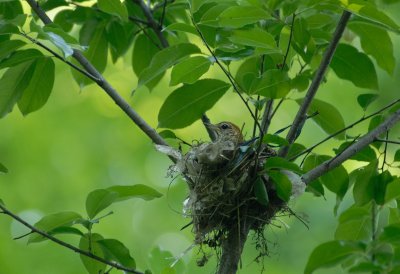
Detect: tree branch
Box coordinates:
(0, 203, 143, 274)
(302, 108, 400, 184)
(26, 0, 168, 147)
(279, 11, 352, 157)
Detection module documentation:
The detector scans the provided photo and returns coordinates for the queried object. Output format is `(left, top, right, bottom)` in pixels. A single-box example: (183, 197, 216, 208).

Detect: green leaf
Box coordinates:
(28, 211, 82, 243)
(349, 22, 395, 75)
(86, 189, 119, 219)
(17, 57, 55, 115)
(0, 39, 26, 60)
(98, 0, 128, 21)
(49, 226, 84, 237)
(106, 20, 133, 62)
(149, 246, 185, 274)
(164, 23, 198, 35)
(0, 61, 35, 118)
(287, 143, 307, 160)
(263, 134, 289, 147)
(385, 179, 400, 204)
(217, 6, 270, 28)
(304, 240, 364, 274)
(254, 177, 269, 206)
(293, 17, 310, 48)
(353, 160, 378, 206)
(356, 93, 379, 111)
(0, 49, 43, 69)
(158, 130, 177, 139)
(252, 70, 290, 98)
(137, 43, 201, 89)
(97, 239, 136, 269)
(330, 43, 378, 90)
(317, 155, 349, 199)
(158, 79, 230, 129)
(335, 206, 372, 241)
(374, 171, 393, 205)
(106, 184, 163, 201)
(170, 56, 211, 86)
(380, 223, 400, 244)
(333, 142, 376, 162)
(132, 33, 160, 76)
(269, 170, 292, 202)
(395, 150, 400, 162)
(79, 233, 106, 274)
(265, 157, 302, 174)
(228, 28, 279, 52)
(296, 98, 346, 139)
(0, 162, 8, 173)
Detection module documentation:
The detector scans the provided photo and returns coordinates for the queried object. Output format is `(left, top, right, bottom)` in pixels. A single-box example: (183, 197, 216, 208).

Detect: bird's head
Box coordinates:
(206, 121, 243, 145)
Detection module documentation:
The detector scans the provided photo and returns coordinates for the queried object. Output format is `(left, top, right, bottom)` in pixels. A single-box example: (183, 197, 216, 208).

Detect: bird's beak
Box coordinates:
(204, 123, 220, 141)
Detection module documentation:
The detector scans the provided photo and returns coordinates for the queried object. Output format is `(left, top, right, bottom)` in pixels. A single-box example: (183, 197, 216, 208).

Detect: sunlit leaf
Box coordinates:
(353, 160, 378, 206)
(385, 179, 400, 204)
(97, 239, 136, 269)
(79, 233, 106, 274)
(137, 43, 200, 89)
(106, 184, 163, 202)
(228, 28, 279, 52)
(98, 0, 128, 21)
(335, 206, 371, 241)
(158, 79, 230, 129)
(218, 6, 270, 28)
(331, 43, 378, 90)
(86, 189, 118, 219)
(356, 93, 379, 111)
(170, 56, 211, 86)
(0, 49, 43, 69)
(164, 22, 198, 35)
(28, 211, 82, 243)
(304, 240, 364, 274)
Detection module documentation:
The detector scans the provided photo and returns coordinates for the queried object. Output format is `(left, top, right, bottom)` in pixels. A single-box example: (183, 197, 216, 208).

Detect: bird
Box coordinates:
(205, 121, 244, 145)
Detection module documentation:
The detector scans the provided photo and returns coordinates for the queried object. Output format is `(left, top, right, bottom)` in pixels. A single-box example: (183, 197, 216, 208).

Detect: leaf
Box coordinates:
(262, 134, 289, 147)
(269, 170, 292, 202)
(164, 22, 198, 35)
(158, 130, 177, 139)
(0, 61, 35, 118)
(380, 223, 400, 244)
(373, 171, 393, 205)
(333, 142, 376, 162)
(17, 57, 55, 115)
(149, 246, 185, 274)
(28, 211, 82, 243)
(49, 226, 84, 237)
(158, 79, 230, 129)
(79, 233, 106, 274)
(252, 70, 290, 98)
(228, 28, 279, 52)
(137, 43, 201, 89)
(335, 207, 372, 241)
(0, 162, 8, 173)
(317, 155, 349, 199)
(0, 49, 43, 69)
(86, 189, 119, 219)
(286, 143, 307, 160)
(106, 184, 163, 202)
(0, 39, 26, 60)
(217, 6, 270, 28)
(330, 43, 378, 90)
(349, 22, 395, 75)
(385, 179, 400, 204)
(170, 56, 211, 86)
(97, 239, 136, 269)
(304, 240, 364, 274)
(356, 93, 379, 111)
(254, 177, 269, 206)
(296, 98, 346, 139)
(98, 0, 128, 21)
(353, 160, 378, 206)
(132, 33, 160, 76)
(265, 157, 303, 174)
(394, 150, 400, 162)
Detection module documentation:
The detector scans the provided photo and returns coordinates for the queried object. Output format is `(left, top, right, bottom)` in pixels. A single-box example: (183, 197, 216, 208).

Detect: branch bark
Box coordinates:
(0, 203, 143, 274)
(302, 108, 400, 184)
(26, 0, 168, 147)
(280, 11, 352, 157)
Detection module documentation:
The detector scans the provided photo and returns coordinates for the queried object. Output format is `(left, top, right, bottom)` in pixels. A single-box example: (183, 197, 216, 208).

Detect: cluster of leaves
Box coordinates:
(1, 0, 400, 273)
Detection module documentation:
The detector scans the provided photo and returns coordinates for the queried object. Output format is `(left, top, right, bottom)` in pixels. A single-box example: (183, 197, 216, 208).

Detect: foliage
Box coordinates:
(0, 0, 400, 273)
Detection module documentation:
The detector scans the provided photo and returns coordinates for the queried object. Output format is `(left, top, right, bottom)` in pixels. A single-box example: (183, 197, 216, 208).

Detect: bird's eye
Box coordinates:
(220, 123, 230, 130)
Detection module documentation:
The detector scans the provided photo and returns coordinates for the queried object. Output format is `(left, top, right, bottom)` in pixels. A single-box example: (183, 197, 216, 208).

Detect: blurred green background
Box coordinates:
(1, 8, 400, 274)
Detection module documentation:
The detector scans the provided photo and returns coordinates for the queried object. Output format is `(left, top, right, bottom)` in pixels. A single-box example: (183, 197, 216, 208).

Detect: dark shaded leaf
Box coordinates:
(98, 0, 128, 21)
(263, 134, 289, 147)
(0, 49, 43, 69)
(385, 179, 400, 204)
(97, 239, 136, 269)
(252, 69, 290, 98)
(269, 170, 292, 202)
(334, 142, 376, 162)
(265, 157, 303, 174)
(353, 160, 378, 206)
(380, 223, 400, 244)
(158, 79, 230, 129)
(356, 93, 379, 111)
(0, 162, 8, 173)
(254, 177, 269, 206)
(0, 40, 26, 61)
(159, 130, 177, 139)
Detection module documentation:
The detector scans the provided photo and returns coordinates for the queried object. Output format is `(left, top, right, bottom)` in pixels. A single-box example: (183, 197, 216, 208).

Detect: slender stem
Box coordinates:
(290, 99, 400, 161)
(0, 203, 143, 274)
(375, 139, 400, 145)
(261, 99, 274, 134)
(381, 131, 389, 171)
(159, 0, 168, 27)
(302, 108, 400, 184)
(281, 13, 296, 69)
(26, 0, 169, 148)
(279, 11, 352, 157)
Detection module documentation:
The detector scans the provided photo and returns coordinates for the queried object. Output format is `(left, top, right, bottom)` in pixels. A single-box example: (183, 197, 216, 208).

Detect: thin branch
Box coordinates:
(261, 99, 274, 134)
(26, 0, 169, 148)
(132, 0, 169, 48)
(380, 131, 389, 171)
(290, 98, 400, 161)
(152, 0, 175, 12)
(302, 108, 400, 184)
(190, 16, 263, 136)
(158, 0, 168, 27)
(279, 11, 352, 157)
(375, 139, 400, 145)
(0, 203, 143, 274)
(281, 13, 296, 69)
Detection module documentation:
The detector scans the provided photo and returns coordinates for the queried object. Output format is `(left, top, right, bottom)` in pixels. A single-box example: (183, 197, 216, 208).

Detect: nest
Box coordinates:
(156, 136, 304, 262)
